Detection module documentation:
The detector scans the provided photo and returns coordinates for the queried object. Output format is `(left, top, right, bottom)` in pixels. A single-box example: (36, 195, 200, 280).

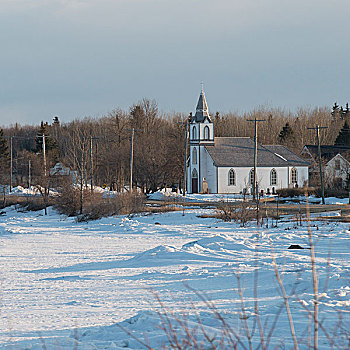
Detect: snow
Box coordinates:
(148, 189, 247, 202)
(0, 206, 349, 349)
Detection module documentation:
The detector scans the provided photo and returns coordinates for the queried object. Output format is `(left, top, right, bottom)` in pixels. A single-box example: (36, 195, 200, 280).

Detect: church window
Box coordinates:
(192, 126, 197, 140)
(249, 169, 255, 185)
(270, 169, 277, 185)
(228, 169, 235, 186)
(291, 168, 297, 184)
(192, 148, 197, 164)
(204, 126, 210, 140)
(192, 168, 198, 178)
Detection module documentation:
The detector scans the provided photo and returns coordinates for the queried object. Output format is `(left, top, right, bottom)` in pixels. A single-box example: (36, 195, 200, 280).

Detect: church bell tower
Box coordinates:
(188, 88, 214, 193)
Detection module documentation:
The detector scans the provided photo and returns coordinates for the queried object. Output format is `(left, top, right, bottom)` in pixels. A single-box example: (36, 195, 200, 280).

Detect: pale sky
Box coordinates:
(1, 0, 349, 126)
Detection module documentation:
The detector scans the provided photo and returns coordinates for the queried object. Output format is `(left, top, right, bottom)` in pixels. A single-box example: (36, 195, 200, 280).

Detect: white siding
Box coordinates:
(216, 166, 308, 194)
(200, 147, 216, 193)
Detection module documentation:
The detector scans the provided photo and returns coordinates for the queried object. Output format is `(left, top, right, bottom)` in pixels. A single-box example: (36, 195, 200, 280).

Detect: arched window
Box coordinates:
(228, 169, 235, 186)
(192, 126, 197, 140)
(291, 168, 297, 184)
(192, 148, 197, 165)
(270, 169, 277, 185)
(192, 168, 198, 178)
(204, 126, 210, 140)
(249, 169, 255, 185)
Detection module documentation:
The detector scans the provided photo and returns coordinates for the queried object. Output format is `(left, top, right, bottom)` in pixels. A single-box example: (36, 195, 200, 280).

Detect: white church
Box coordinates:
(187, 90, 309, 194)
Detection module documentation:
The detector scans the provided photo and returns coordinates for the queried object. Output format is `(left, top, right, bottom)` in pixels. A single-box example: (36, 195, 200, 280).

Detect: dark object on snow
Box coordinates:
(154, 222, 161, 225)
(288, 244, 304, 249)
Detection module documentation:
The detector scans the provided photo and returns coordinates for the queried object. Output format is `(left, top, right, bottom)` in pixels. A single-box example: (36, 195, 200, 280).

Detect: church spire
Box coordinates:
(194, 87, 210, 122)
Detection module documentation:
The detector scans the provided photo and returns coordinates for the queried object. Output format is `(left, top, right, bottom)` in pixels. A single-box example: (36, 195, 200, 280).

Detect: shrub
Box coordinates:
(54, 186, 146, 221)
(216, 198, 255, 226)
(315, 187, 349, 198)
(276, 187, 314, 198)
(0, 195, 51, 211)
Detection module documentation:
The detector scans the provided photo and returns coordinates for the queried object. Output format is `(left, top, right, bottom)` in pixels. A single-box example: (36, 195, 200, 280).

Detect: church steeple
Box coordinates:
(194, 88, 211, 122)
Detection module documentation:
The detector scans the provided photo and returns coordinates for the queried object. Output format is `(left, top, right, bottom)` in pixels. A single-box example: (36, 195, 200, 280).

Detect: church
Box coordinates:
(187, 90, 309, 194)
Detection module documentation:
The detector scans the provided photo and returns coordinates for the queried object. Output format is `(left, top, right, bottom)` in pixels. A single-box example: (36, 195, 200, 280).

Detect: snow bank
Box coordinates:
(0, 207, 349, 349)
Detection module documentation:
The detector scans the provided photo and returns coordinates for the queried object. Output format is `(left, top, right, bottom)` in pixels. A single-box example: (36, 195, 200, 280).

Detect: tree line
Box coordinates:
(0, 99, 349, 194)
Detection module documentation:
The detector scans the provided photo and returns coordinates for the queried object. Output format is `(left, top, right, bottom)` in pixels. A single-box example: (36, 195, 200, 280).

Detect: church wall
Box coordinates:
(200, 147, 217, 193)
(217, 167, 290, 194)
(188, 163, 308, 194)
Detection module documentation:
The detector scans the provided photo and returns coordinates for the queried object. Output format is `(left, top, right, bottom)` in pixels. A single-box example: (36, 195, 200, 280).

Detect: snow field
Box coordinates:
(0, 206, 349, 349)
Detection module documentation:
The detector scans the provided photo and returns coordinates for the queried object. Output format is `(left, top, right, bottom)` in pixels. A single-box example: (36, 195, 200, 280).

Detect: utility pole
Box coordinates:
(10, 136, 13, 192)
(28, 160, 31, 189)
(90, 136, 93, 192)
(6, 135, 32, 192)
(308, 125, 327, 205)
(183, 115, 191, 196)
(42, 134, 47, 177)
(247, 118, 266, 201)
(36, 133, 50, 215)
(130, 129, 134, 193)
(127, 128, 141, 193)
(89, 136, 98, 193)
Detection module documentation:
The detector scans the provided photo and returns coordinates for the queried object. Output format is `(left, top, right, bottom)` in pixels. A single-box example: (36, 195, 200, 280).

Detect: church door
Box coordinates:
(192, 169, 198, 193)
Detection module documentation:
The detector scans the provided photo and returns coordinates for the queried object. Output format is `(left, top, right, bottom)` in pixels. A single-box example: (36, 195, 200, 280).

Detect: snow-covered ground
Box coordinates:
(0, 206, 349, 349)
(148, 188, 350, 205)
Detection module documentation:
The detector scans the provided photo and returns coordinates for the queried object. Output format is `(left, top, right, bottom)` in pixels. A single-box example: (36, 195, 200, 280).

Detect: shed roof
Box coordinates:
(302, 145, 350, 160)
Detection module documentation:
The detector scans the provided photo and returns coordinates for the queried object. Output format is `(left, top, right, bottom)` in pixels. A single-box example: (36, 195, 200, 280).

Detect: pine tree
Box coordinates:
(0, 129, 9, 162)
(35, 121, 57, 152)
(334, 121, 350, 146)
(278, 123, 294, 143)
(331, 102, 340, 120)
(0, 129, 9, 187)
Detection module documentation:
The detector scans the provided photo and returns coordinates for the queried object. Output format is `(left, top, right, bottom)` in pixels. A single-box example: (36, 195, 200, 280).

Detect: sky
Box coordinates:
(0, 0, 349, 126)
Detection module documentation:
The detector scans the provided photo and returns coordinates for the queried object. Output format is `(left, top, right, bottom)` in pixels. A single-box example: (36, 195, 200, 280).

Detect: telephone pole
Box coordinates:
(42, 134, 47, 177)
(308, 125, 327, 205)
(36, 133, 50, 215)
(10, 136, 13, 192)
(181, 114, 191, 196)
(89, 136, 98, 193)
(28, 160, 31, 189)
(247, 118, 266, 200)
(127, 128, 142, 193)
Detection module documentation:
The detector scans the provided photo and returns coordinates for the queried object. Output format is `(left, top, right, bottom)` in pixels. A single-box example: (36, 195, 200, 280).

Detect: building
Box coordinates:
(301, 145, 350, 188)
(49, 162, 77, 187)
(187, 90, 309, 194)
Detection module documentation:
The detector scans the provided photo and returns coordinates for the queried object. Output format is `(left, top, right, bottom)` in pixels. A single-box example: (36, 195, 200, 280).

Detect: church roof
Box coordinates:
(205, 137, 309, 167)
(193, 90, 211, 122)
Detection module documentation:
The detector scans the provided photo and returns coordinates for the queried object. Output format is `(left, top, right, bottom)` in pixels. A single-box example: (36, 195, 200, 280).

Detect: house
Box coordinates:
(187, 90, 309, 194)
(49, 162, 77, 186)
(301, 145, 350, 188)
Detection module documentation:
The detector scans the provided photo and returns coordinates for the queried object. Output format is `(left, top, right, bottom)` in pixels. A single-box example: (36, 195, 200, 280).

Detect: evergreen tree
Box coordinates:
(0, 129, 9, 162)
(334, 121, 350, 146)
(0, 129, 9, 187)
(278, 123, 294, 143)
(331, 102, 340, 120)
(35, 121, 57, 153)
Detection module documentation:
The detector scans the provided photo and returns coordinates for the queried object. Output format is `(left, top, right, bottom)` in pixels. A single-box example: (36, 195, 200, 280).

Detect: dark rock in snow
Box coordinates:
(288, 244, 304, 249)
